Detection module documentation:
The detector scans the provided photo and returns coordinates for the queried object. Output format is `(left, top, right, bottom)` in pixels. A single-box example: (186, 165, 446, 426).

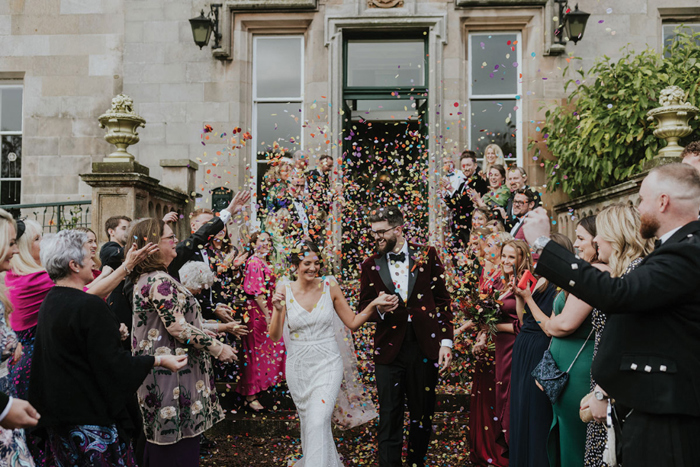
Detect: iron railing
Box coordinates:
(0, 201, 92, 233)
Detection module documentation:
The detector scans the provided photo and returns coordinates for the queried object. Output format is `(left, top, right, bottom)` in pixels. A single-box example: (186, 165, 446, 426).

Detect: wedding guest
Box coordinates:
(481, 143, 506, 177)
(525, 165, 700, 466)
(542, 216, 609, 467)
(509, 188, 538, 241)
(468, 231, 511, 466)
(579, 206, 651, 466)
(442, 156, 466, 196)
(28, 230, 187, 466)
(477, 164, 511, 213)
(681, 140, 700, 174)
(236, 231, 286, 412)
(504, 168, 540, 229)
(5, 220, 49, 401)
(471, 207, 490, 230)
(486, 219, 506, 233)
(99, 216, 131, 271)
(490, 238, 530, 452)
(0, 210, 35, 465)
(75, 227, 101, 278)
(128, 218, 235, 466)
(265, 156, 294, 214)
(510, 235, 569, 467)
(442, 150, 489, 246)
(306, 154, 333, 214)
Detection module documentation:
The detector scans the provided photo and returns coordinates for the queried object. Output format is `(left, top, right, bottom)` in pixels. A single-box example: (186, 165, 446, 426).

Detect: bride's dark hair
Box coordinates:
(289, 240, 323, 268)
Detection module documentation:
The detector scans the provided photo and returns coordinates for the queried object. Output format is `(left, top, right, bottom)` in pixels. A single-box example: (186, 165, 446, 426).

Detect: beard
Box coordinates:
(377, 235, 398, 255)
(639, 212, 660, 239)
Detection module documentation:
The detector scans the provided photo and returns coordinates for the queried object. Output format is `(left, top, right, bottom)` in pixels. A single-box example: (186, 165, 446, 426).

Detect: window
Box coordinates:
(252, 36, 304, 207)
(662, 23, 700, 57)
(0, 84, 22, 206)
(468, 32, 522, 167)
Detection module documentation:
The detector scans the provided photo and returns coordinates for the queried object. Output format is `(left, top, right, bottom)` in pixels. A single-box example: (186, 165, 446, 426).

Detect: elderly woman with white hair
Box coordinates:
(27, 230, 187, 466)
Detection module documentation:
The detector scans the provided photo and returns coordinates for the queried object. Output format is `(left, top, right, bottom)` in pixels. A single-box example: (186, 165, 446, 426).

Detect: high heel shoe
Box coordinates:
(244, 398, 266, 413)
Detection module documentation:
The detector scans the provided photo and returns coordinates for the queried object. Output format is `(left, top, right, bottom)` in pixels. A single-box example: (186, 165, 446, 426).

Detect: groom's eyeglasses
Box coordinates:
(369, 227, 398, 238)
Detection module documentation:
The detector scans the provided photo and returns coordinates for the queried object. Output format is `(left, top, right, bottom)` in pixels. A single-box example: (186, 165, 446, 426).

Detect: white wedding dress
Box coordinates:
(283, 276, 377, 467)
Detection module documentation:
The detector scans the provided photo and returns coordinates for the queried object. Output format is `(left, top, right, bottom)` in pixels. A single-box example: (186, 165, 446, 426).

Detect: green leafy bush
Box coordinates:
(530, 31, 700, 196)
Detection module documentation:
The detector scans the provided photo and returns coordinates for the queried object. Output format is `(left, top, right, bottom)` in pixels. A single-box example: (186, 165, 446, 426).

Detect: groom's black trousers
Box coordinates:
(376, 323, 439, 467)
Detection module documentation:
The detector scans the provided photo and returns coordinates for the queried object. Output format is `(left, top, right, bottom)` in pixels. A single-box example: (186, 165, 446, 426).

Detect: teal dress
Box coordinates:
(546, 290, 595, 467)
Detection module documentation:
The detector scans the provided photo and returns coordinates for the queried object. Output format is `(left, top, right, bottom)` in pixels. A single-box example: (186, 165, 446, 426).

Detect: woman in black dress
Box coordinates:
(508, 235, 572, 467)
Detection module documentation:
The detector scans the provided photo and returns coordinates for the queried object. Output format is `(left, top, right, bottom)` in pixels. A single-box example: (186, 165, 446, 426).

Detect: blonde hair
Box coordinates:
(0, 210, 16, 318)
(596, 204, 653, 277)
(74, 226, 101, 269)
(500, 239, 533, 290)
(10, 219, 44, 276)
(482, 144, 506, 173)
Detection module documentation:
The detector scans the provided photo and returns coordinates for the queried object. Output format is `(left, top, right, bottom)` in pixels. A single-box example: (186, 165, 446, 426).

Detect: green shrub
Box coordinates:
(530, 31, 700, 196)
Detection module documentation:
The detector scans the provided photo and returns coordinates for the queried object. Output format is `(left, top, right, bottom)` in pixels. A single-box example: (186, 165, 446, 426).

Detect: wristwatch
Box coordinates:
(532, 236, 551, 254)
(594, 389, 608, 401)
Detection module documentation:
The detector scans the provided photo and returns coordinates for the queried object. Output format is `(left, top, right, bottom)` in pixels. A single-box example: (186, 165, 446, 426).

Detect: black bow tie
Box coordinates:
(654, 239, 662, 249)
(388, 252, 406, 263)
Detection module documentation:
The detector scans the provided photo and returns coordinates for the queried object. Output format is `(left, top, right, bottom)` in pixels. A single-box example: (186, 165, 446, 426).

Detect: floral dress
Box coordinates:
(0, 304, 35, 466)
(584, 257, 644, 467)
(132, 271, 224, 445)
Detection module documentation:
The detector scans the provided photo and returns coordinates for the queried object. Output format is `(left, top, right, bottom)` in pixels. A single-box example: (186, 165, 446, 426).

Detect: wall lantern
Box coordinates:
(189, 4, 222, 50)
(554, 2, 591, 46)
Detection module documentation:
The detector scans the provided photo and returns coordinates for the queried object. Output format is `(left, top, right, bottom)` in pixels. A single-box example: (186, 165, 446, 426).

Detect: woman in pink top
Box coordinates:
(235, 231, 286, 412)
(4, 219, 51, 401)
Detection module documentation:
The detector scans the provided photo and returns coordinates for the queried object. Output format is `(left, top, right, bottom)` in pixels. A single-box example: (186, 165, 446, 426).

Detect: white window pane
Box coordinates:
(347, 40, 425, 87)
(470, 34, 518, 96)
(470, 99, 517, 161)
(255, 38, 303, 98)
(1, 88, 23, 132)
(255, 102, 302, 157)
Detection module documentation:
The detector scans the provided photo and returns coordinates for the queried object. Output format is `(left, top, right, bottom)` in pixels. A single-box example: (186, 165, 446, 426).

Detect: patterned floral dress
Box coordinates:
(132, 271, 224, 446)
(0, 304, 35, 466)
(584, 257, 644, 467)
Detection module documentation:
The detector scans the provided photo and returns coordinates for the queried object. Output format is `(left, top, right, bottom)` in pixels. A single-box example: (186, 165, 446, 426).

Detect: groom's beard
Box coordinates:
(377, 236, 397, 256)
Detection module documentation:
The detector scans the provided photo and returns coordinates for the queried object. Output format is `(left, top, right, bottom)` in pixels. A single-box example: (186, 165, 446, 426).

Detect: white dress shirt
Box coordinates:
(379, 240, 453, 349)
(659, 225, 682, 244)
(292, 199, 310, 237)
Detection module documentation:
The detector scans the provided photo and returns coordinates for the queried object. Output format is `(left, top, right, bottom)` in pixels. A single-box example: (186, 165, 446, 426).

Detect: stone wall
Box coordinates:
(2, 0, 700, 213)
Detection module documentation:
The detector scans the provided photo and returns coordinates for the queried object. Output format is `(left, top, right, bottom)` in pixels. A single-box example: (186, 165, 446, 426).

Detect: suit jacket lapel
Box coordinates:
(407, 243, 417, 301)
(375, 254, 395, 294)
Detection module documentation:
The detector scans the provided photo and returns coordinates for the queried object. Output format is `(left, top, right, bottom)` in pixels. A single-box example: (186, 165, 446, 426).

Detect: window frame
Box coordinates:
(0, 83, 23, 206)
(251, 34, 305, 212)
(661, 22, 700, 57)
(467, 31, 523, 167)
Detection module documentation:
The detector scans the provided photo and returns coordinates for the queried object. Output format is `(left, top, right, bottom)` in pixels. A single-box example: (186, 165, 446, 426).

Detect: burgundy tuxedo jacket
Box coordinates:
(359, 243, 453, 365)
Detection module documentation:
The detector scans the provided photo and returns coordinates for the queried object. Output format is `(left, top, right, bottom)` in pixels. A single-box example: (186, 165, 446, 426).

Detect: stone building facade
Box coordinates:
(1, 0, 699, 232)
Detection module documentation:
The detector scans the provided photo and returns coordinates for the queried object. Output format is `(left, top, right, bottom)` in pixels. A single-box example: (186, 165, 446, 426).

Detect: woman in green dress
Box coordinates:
(542, 216, 610, 467)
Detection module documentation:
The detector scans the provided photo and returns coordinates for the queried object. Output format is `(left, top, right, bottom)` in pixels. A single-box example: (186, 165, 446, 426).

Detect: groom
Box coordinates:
(359, 205, 453, 467)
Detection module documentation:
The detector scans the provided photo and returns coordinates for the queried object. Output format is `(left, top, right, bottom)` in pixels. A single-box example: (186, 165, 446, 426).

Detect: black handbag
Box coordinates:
(531, 329, 593, 404)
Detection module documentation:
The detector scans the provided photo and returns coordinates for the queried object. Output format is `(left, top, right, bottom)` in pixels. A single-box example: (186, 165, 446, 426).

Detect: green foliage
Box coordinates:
(529, 31, 700, 196)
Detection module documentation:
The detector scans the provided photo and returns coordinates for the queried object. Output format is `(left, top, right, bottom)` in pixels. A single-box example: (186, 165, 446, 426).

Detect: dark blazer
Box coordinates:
(168, 216, 225, 280)
(444, 175, 488, 230)
(99, 241, 124, 270)
(359, 243, 453, 365)
(535, 220, 700, 416)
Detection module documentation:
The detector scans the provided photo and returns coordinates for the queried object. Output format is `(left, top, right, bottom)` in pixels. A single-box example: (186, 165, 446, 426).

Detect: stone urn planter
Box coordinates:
(98, 94, 146, 163)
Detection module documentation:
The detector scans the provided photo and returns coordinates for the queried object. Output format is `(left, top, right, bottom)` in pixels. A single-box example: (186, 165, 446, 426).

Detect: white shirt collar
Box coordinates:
(387, 238, 409, 261)
(659, 225, 683, 244)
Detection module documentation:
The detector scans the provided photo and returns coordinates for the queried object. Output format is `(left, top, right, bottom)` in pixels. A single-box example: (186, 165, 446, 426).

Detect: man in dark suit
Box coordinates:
(359, 205, 453, 467)
(523, 163, 700, 466)
(504, 167, 541, 229)
(167, 190, 250, 321)
(442, 150, 488, 247)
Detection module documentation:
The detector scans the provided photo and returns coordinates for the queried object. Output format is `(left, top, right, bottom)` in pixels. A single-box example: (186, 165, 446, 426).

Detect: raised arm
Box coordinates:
(514, 277, 551, 335)
(269, 283, 287, 342)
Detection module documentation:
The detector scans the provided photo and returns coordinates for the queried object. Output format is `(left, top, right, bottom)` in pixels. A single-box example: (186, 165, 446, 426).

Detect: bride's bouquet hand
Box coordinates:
(272, 289, 286, 312)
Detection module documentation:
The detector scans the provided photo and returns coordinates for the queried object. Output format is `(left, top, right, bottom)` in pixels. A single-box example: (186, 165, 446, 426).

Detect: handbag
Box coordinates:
(531, 329, 593, 404)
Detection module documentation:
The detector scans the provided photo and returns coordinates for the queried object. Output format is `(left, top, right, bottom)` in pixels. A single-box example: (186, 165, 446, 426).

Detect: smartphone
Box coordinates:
(517, 270, 537, 292)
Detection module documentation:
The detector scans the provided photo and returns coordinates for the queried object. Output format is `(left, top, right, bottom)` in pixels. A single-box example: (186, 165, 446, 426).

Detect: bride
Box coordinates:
(269, 241, 392, 466)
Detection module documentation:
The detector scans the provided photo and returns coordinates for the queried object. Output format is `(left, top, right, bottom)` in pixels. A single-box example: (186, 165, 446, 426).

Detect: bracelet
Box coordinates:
(123, 264, 133, 275)
(154, 356, 161, 367)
